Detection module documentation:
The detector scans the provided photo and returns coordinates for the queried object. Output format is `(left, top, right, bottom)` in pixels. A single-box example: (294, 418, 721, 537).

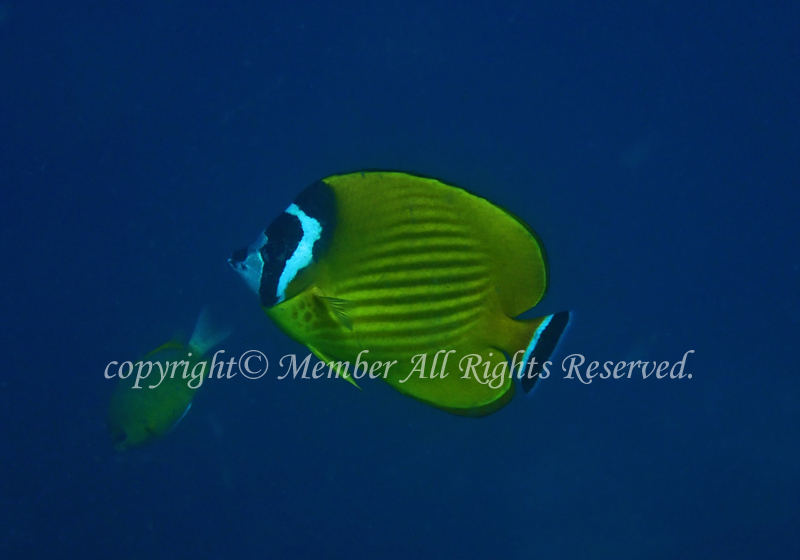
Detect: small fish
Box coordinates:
(107, 309, 230, 450)
(230, 171, 569, 416)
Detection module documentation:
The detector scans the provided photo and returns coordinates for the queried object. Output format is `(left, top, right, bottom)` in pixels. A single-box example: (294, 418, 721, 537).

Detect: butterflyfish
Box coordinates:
(230, 171, 569, 416)
(106, 308, 230, 450)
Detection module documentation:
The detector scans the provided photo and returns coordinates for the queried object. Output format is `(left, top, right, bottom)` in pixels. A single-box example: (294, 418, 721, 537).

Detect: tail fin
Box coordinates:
(509, 311, 571, 393)
(188, 307, 232, 355)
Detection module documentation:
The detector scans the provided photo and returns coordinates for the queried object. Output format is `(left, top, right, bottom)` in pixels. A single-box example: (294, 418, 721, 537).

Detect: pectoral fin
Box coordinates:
(311, 288, 354, 330)
(320, 296, 354, 330)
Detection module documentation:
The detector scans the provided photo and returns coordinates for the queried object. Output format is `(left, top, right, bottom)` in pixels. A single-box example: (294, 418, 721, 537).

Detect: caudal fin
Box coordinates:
(188, 307, 232, 355)
(514, 311, 571, 393)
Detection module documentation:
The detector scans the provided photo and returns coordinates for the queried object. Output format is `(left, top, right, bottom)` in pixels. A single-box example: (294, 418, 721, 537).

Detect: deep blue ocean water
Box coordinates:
(1, 1, 798, 558)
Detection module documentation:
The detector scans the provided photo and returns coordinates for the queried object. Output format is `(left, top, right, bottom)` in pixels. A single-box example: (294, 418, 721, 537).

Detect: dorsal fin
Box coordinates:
(141, 340, 183, 360)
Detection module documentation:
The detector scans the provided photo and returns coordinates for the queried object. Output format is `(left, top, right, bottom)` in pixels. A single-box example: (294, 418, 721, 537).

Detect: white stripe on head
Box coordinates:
(276, 204, 322, 303)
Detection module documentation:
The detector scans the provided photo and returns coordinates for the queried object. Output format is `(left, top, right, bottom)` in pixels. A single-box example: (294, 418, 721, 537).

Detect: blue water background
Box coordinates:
(1, 1, 798, 558)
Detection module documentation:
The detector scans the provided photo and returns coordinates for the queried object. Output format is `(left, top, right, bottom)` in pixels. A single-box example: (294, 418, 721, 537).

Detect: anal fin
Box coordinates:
(307, 344, 361, 389)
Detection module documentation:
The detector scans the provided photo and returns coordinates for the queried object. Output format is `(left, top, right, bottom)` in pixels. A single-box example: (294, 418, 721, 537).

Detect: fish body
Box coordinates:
(231, 171, 569, 416)
(107, 309, 229, 450)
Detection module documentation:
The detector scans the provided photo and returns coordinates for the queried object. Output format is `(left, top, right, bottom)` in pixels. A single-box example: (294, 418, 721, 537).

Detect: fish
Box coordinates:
(230, 171, 569, 416)
(106, 309, 230, 450)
